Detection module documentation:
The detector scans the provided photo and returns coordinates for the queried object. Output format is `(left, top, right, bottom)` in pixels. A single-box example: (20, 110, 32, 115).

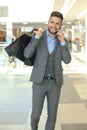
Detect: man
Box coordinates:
(24, 11, 71, 130)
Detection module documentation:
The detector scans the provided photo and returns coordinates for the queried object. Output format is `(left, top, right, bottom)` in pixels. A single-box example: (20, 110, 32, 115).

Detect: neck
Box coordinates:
(47, 29, 56, 38)
(49, 33, 56, 38)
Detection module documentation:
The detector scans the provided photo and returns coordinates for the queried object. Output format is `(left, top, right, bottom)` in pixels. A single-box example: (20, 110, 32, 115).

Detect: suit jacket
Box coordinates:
(5, 34, 36, 66)
(24, 30, 71, 86)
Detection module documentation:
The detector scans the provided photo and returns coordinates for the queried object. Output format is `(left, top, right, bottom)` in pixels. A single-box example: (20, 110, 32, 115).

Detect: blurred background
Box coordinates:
(0, 1, 87, 130)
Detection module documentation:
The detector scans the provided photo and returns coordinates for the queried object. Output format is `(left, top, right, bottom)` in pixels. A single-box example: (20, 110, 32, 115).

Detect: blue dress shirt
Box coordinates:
(34, 30, 66, 54)
(46, 30, 56, 54)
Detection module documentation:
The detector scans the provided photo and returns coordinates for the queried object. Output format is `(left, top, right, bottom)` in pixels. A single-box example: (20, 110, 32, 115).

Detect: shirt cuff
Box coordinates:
(60, 41, 66, 46)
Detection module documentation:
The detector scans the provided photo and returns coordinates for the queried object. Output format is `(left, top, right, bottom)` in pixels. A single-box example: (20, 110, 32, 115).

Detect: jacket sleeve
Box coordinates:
(23, 37, 40, 58)
(60, 39, 71, 64)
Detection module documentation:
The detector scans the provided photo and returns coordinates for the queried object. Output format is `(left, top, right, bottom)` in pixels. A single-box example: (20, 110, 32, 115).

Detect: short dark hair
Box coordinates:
(50, 11, 63, 21)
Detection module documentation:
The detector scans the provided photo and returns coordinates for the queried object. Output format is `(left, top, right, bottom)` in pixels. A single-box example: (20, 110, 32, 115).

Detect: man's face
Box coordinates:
(48, 16, 62, 34)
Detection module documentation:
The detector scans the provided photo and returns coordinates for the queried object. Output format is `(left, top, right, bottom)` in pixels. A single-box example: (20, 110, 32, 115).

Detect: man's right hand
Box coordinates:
(34, 28, 43, 38)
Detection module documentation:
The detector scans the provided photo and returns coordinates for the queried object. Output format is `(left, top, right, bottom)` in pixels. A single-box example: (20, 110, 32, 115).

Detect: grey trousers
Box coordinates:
(31, 79, 61, 130)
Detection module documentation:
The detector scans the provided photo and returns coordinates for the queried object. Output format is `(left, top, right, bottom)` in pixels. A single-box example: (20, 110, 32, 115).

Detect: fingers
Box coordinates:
(56, 30, 63, 36)
(56, 30, 65, 42)
(34, 27, 43, 38)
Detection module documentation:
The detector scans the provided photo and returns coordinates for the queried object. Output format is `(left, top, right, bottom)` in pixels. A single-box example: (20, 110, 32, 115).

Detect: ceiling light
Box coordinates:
(76, 9, 87, 19)
(1, 22, 6, 25)
(22, 22, 28, 25)
(66, 21, 72, 24)
(61, 0, 77, 17)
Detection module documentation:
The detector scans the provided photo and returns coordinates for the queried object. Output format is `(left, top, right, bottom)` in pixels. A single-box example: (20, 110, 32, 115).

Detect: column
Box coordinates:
(6, 22, 13, 44)
(85, 15, 87, 64)
(85, 16, 87, 53)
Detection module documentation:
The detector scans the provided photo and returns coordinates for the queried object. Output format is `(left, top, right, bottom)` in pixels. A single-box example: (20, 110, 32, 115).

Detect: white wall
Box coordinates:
(0, 0, 54, 22)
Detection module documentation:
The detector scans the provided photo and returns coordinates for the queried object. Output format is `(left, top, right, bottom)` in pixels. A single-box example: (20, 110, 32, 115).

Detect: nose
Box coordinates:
(52, 23, 56, 28)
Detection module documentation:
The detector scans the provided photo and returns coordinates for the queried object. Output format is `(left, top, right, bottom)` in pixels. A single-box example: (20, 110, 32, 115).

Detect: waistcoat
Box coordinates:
(44, 42, 57, 79)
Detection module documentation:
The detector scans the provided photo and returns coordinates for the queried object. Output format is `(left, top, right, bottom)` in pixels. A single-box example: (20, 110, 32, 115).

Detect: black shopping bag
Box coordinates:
(5, 34, 35, 66)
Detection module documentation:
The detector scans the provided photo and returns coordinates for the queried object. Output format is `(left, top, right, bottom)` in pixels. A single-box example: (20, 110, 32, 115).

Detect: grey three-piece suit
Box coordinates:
(24, 30, 71, 130)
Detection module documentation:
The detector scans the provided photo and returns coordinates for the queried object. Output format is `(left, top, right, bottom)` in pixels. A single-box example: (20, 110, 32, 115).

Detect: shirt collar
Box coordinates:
(46, 29, 57, 39)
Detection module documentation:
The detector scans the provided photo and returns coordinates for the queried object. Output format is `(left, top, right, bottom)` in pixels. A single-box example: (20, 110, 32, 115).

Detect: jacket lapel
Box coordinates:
(42, 31, 48, 52)
(42, 31, 60, 54)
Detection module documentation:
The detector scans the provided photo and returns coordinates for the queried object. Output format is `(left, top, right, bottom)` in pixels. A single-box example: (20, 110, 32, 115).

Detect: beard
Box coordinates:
(48, 28, 57, 35)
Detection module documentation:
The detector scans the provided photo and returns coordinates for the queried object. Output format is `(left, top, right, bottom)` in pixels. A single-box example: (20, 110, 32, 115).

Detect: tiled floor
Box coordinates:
(0, 52, 87, 130)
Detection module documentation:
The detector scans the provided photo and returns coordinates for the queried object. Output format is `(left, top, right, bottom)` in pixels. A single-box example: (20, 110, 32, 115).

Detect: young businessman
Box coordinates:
(24, 11, 71, 130)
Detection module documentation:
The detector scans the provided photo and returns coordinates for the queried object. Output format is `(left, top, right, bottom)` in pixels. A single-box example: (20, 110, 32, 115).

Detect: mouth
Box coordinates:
(48, 28, 57, 34)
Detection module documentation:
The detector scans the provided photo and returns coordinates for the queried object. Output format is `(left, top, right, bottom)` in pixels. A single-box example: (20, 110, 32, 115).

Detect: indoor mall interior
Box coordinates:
(0, 0, 87, 130)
